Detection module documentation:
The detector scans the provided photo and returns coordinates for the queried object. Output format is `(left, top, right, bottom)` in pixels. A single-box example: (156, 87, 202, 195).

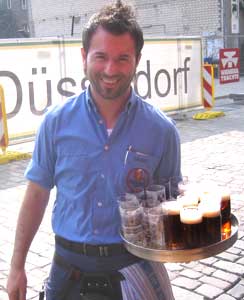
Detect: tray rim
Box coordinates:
(121, 214, 238, 263)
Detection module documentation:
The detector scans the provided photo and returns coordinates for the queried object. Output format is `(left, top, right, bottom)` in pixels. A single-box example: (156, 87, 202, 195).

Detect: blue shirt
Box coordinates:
(25, 87, 181, 244)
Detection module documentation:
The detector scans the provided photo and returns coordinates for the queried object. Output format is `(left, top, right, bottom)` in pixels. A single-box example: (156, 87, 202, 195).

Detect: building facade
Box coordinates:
(28, 0, 223, 39)
(1, 0, 243, 71)
(28, 0, 244, 58)
(0, 0, 30, 38)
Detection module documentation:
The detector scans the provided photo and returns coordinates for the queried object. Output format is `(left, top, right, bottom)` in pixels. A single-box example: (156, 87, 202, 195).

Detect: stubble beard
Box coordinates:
(85, 68, 135, 101)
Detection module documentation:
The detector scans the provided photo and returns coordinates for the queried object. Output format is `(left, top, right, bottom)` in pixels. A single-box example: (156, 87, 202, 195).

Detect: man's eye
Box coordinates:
(95, 55, 106, 60)
(119, 56, 129, 62)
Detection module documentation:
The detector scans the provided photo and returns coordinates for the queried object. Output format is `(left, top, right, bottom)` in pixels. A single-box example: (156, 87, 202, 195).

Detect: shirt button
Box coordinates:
(104, 145, 109, 151)
(97, 202, 103, 207)
(94, 229, 99, 234)
(100, 174, 105, 179)
(99, 119, 103, 124)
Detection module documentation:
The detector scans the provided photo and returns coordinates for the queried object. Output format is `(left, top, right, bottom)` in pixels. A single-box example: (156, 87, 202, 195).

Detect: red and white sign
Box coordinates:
(203, 64, 214, 109)
(219, 48, 240, 84)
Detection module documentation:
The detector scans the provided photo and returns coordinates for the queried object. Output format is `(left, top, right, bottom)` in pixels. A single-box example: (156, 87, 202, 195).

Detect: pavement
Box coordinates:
(1, 77, 244, 300)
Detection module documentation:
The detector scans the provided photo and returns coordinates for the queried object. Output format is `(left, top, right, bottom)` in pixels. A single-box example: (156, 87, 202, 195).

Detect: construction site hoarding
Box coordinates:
(0, 37, 202, 139)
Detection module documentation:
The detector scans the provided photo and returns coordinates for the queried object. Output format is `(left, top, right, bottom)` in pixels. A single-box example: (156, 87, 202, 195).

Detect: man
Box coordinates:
(7, 1, 181, 299)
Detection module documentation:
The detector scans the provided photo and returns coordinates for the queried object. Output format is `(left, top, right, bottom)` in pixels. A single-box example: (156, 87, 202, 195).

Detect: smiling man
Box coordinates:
(7, 1, 181, 299)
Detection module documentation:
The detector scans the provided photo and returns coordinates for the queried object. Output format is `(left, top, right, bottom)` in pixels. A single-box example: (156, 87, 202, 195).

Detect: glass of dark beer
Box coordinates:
(180, 206, 203, 249)
(220, 188, 231, 238)
(201, 200, 222, 246)
(177, 194, 199, 208)
(177, 176, 190, 195)
(163, 200, 184, 249)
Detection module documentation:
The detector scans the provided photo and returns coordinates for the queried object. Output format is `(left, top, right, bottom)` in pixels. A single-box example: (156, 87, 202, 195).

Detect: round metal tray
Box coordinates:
(121, 214, 238, 263)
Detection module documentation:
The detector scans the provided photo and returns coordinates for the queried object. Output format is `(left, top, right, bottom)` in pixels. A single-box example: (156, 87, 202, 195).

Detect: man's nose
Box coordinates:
(104, 59, 119, 75)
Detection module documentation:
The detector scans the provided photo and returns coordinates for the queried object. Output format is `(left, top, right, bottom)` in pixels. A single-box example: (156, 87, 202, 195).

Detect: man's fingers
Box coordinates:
(8, 288, 26, 300)
(19, 287, 27, 300)
(8, 290, 19, 300)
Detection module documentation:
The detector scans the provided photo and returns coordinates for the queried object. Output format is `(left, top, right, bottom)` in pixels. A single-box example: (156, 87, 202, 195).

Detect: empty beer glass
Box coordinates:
(148, 205, 165, 249)
(147, 184, 166, 203)
(118, 194, 142, 227)
(122, 224, 145, 246)
(139, 192, 160, 247)
(158, 177, 172, 200)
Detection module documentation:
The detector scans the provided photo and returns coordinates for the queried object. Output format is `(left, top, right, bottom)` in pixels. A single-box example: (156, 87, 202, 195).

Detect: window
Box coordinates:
(7, 0, 11, 9)
(21, 0, 27, 9)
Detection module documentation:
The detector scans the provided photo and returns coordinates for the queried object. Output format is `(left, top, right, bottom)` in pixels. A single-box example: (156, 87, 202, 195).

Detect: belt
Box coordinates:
(53, 252, 124, 300)
(55, 235, 128, 257)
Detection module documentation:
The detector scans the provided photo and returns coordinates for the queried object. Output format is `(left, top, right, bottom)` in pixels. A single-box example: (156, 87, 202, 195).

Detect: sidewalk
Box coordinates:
(1, 84, 244, 299)
(214, 76, 244, 99)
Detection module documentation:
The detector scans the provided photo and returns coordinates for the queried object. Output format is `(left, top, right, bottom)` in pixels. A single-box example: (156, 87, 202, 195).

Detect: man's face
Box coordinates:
(81, 26, 141, 102)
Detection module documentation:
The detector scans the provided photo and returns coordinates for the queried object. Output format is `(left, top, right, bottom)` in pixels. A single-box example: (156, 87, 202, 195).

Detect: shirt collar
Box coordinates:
(85, 87, 97, 113)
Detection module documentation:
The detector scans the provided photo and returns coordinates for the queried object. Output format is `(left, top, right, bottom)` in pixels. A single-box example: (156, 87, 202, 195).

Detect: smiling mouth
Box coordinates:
(101, 76, 120, 85)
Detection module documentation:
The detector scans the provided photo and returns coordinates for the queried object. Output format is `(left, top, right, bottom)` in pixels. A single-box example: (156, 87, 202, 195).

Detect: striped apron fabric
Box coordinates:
(120, 260, 175, 300)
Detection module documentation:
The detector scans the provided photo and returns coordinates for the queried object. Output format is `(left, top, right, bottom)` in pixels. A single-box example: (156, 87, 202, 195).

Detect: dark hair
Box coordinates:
(82, 0, 144, 59)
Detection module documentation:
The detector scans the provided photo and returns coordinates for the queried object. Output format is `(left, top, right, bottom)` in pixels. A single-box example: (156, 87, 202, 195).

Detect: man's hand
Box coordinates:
(7, 267, 27, 300)
(7, 181, 50, 300)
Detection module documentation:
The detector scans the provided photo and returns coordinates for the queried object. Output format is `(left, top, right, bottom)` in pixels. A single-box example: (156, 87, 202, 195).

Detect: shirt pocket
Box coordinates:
(121, 150, 159, 193)
(56, 152, 97, 187)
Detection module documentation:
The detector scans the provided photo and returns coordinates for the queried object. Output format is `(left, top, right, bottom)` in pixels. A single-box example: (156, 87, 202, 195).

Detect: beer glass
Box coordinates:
(118, 194, 142, 227)
(177, 194, 199, 208)
(158, 177, 172, 200)
(148, 205, 165, 249)
(147, 184, 166, 203)
(163, 200, 184, 250)
(201, 200, 222, 245)
(140, 195, 160, 247)
(122, 224, 145, 246)
(180, 206, 203, 249)
(220, 188, 231, 238)
(177, 176, 190, 195)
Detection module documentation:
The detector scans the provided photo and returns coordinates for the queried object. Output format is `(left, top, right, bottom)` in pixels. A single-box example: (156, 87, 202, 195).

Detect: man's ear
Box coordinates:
(81, 48, 87, 62)
(136, 53, 142, 67)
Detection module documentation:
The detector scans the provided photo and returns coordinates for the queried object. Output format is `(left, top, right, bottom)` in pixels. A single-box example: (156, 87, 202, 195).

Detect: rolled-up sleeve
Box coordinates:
(25, 112, 56, 190)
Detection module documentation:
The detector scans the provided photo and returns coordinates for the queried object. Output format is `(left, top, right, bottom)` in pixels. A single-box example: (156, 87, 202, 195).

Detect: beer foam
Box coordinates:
(199, 198, 221, 217)
(202, 208, 220, 218)
(221, 194, 230, 202)
(177, 195, 199, 207)
(164, 201, 180, 215)
(180, 208, 202, 224)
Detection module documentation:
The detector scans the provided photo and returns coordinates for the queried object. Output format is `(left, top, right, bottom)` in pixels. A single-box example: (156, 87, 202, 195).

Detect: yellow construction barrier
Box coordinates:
(0, 151, 31, 164)
(0, 84, 9, 152)
(193, 110, 225, 120)
(193, 64, 225, 120)
(0, 84, 31, 164)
